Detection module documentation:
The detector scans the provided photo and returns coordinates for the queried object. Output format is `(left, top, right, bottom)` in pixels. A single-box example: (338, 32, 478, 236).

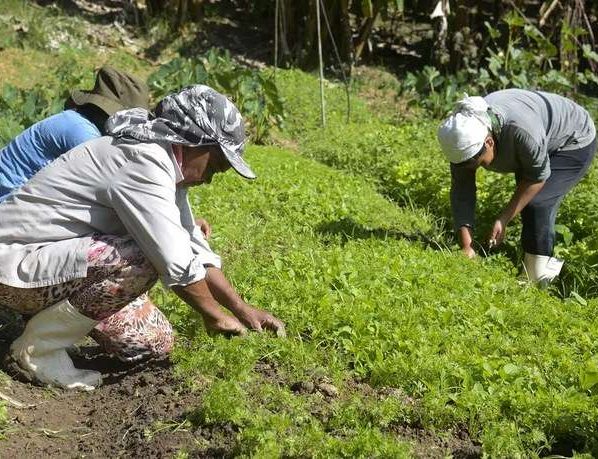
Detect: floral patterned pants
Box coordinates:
(0, 235, 174, 362)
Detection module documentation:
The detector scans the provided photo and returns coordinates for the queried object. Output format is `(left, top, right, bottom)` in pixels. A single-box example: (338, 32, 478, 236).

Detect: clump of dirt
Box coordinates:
(0, 343, 236, 458)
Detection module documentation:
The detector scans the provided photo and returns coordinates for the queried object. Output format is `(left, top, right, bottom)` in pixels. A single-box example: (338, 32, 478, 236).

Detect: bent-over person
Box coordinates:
(437, 89, 596, 285)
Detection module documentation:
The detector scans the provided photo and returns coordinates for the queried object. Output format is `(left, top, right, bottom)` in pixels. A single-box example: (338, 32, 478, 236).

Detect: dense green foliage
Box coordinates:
(401, 10, 598, 118)
(2, 1, 598, 456)
(153, 146, 598, 456)
(154, 146, 429, 456)
(275, 69, 598, 298)
(148, 49, 284, 143)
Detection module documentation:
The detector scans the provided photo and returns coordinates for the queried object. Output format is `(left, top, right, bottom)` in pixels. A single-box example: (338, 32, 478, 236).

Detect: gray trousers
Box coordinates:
(519, 137, 596, 255)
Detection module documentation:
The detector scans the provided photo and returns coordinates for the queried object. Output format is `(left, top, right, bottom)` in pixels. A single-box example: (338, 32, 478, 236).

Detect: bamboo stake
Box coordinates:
(274, 0, 279, 69)
(316, 0, 326, 127)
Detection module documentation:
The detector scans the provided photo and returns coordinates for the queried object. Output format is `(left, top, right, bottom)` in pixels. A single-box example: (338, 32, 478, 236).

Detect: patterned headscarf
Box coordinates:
(105, 85, 255, 179)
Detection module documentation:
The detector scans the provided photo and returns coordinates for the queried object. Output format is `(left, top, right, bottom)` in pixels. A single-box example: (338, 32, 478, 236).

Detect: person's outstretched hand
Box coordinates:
(235, 305, 286, 337)
(488, 218, 507, 247)
(203, 314, 247, 336)
(195, 218, 212, 239)
(461, 245, 476, 259)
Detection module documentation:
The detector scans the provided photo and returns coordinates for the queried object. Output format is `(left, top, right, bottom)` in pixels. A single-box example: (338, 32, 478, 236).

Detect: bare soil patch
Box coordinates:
(0, 343, 236, 458)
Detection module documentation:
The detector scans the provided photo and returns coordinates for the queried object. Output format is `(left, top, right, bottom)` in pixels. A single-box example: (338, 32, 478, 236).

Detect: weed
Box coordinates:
(0, 401, 8, 439)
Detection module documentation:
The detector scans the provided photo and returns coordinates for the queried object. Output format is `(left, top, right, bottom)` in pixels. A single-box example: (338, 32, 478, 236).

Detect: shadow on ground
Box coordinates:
(316, 217, 447, 251)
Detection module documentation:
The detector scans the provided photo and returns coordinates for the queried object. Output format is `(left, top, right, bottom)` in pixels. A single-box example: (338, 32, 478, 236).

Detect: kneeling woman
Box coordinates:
(438, 89, 596, 284)
(0, 85, 285, 390)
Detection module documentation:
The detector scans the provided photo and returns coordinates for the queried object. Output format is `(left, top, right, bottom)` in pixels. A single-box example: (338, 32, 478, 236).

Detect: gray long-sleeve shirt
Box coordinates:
(450, 89, 596, 229)
(0, 136, 221, 288)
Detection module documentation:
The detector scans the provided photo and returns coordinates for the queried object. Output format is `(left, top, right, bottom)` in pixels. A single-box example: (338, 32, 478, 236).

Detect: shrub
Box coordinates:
(147, 49, 284, 143)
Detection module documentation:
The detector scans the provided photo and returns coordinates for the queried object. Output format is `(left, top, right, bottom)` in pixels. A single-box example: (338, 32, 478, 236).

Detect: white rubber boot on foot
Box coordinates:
(9, 299, 102, 391)
(523, 252, 564, 288)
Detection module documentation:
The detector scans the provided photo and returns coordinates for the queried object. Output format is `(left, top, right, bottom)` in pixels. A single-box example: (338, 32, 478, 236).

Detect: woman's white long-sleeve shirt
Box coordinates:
(0, 136, 221, 288)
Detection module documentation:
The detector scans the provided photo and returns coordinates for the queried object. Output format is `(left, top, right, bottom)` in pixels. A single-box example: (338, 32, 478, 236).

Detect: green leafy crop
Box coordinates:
(275, 68, 598, 299)
(150, 146, 598, 456)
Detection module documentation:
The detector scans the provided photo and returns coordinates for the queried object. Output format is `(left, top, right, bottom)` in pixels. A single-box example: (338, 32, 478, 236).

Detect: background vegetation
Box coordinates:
(1, 0, 598, 456)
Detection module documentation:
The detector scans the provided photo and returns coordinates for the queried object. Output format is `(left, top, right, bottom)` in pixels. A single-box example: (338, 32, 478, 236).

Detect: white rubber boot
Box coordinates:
(523, 252, 564, 287)
(9, 299, 102, 391)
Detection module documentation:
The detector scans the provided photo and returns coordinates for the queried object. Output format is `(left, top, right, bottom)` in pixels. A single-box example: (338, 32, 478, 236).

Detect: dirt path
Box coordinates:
(0, 343, 236, 458)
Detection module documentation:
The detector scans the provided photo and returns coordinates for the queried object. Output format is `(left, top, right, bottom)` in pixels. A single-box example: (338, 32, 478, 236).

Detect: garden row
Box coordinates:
(2, 1, 598, 453)
(156, 146, 598, 456)
(273, 69, 598, 298)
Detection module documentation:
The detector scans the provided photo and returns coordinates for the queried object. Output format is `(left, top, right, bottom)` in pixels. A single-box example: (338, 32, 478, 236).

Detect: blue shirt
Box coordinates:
(0, 110, 101, 202)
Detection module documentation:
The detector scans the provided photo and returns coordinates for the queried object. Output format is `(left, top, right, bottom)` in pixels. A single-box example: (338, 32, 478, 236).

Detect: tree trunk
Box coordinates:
(354, 5, 380, 62)
(175, 0, 188, 28)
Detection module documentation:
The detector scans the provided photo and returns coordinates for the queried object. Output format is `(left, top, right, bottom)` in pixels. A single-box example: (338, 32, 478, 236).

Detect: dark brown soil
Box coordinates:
(0, 343, 236, 459)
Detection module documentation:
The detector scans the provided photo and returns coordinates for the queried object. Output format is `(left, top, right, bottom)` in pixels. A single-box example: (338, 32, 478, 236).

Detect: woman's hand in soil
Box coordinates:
(203, 314, 247, 336)
(195, 218, 212, 239)
(234, 305, 286, 337)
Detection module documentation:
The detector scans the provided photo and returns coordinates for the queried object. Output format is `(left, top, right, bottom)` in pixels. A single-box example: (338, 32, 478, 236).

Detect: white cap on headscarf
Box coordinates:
(437, 96, 492, 164)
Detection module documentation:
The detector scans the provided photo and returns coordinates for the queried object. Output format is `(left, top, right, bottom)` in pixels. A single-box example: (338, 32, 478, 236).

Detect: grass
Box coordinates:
(151, 146, 598, 456)
(2, 1, 598, 456)
(0, 0, 154, 88)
